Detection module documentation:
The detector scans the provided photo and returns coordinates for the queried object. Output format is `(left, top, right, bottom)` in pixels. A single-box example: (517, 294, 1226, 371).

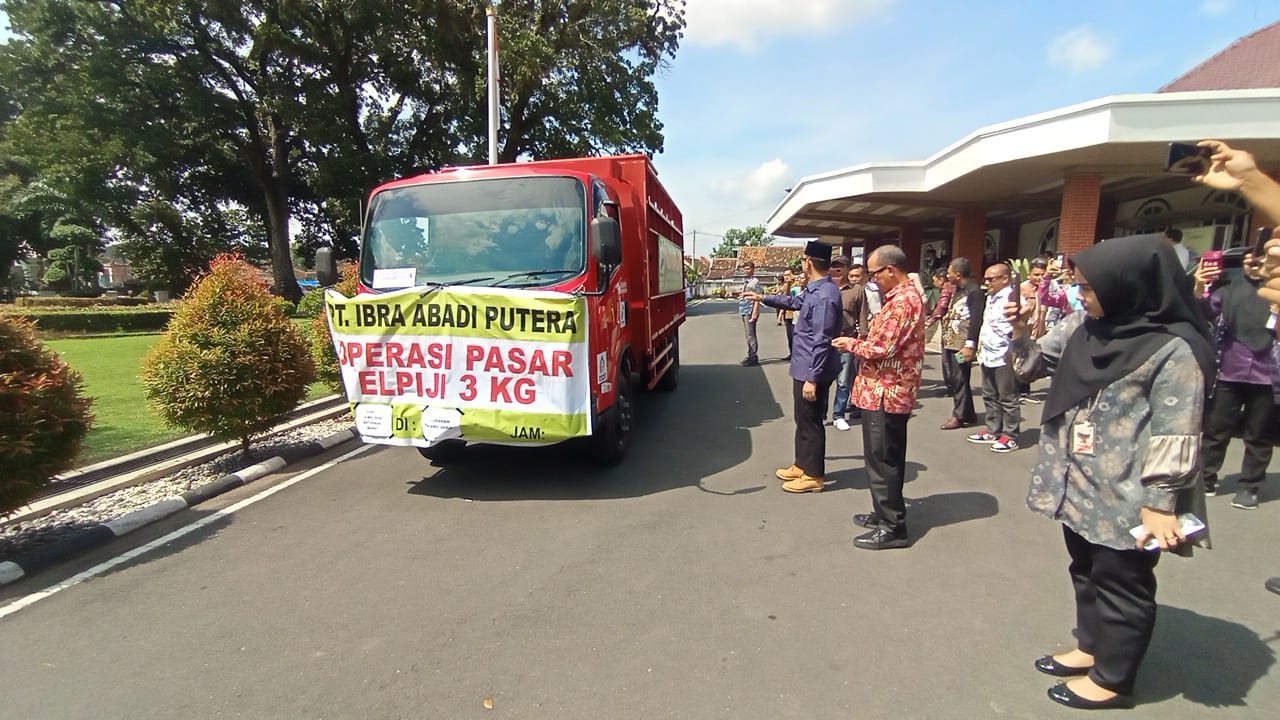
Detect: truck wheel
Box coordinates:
(417, 439, 465, 463)
(592, 364, 633, 465)
(655, 334, 679, 392)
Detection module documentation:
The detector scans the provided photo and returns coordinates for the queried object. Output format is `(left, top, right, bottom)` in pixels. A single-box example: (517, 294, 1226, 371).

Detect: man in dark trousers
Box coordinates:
(834, 245, 926, 549)
(830, 256, 871, 431)
(741, 241, 843, 493)
(939, 258, 986, 429)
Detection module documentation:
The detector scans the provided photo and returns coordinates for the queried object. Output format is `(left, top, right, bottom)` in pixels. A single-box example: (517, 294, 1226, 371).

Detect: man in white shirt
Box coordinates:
(1164, 228, 1200, 274)
(966, 263, 1020, 453)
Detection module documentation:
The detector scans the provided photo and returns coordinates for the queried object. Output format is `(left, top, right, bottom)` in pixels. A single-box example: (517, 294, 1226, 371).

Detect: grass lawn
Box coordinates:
(46, 332, 334, 466)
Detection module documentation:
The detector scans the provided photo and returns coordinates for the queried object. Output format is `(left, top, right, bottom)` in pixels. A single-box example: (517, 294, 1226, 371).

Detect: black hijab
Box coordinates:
(1042, 235, 1216, 423)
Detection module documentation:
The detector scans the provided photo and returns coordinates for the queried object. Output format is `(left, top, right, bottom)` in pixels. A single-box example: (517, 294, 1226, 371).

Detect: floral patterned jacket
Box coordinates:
(1008, 311, 1206, 551)
(847, 282, 925, 415)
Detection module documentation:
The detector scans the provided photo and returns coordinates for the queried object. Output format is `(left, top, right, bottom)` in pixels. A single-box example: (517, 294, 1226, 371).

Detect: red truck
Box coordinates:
(317, 154, 685, 464)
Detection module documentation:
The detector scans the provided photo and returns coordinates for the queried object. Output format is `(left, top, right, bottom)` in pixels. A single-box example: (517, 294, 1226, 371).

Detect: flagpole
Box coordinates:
(486, 6, 499, 165)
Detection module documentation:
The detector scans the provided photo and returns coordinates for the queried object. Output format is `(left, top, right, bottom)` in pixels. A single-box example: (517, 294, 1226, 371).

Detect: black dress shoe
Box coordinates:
(853, 527, 910, 550)
(740, 357, 759, 367)
(852, 513, 880, 529)
(1035, 655, 1091, 677)
(1047, 682, 1134, 710)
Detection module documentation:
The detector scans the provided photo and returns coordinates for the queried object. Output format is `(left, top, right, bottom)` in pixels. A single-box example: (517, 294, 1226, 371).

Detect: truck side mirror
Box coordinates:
(591, 216, 622, 266)
(316, 247, 338, 287)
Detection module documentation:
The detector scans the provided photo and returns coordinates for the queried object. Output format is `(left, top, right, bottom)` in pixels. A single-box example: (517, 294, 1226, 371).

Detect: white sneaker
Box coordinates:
(833, 418, 851, 431)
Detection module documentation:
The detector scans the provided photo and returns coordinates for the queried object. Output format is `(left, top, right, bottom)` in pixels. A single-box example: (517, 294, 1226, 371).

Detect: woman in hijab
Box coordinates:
(1193, 251, 1278, 508)
(1006, 235, 1216, 710)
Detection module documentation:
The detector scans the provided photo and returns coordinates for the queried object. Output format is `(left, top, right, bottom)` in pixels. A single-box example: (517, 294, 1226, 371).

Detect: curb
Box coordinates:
(0, 428, 359, 588)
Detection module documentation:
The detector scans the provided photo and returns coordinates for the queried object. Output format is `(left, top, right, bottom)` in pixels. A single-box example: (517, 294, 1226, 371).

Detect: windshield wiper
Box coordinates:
(491, 269, 580, 287)
(416, 277, 495, 296)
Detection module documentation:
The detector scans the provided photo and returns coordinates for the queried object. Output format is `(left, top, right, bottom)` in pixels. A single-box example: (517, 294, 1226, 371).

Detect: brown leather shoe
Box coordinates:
(939, 417, 965, 430)
(776, 464, 804, 481)
(782, 475, 824, 493)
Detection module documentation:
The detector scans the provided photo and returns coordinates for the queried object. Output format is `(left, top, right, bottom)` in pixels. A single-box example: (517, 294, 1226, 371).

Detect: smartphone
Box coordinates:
(1129, 513, 1206, 551)
(1201, 249, 1224, 275)
(1010, 271, 1021, 310)
(1166, 142, 1211, 175)
(1255, 226, 1273, 261)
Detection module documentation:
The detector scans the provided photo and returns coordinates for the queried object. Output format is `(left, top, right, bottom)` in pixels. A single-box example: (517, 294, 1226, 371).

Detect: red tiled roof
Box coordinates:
(739, 245, 805, 269)
(706, 257, 739, 280)
(1159, 21, 1280, 92)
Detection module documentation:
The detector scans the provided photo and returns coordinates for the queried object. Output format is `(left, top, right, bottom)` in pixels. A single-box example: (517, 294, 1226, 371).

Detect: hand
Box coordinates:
(958, 347, 976, 363)
(1243, 253, 1265, 281)
(1192, 259, 1221, 296)
(802, 380, 817, 401)
(1135, 507, 1184, 551)
(831, 336, 853, 352)
(740, 291, 763, 302)
(1196, 140, 1260, 191)
(1005, 300, 1033, 338)
(1261, 238, 1280, 305)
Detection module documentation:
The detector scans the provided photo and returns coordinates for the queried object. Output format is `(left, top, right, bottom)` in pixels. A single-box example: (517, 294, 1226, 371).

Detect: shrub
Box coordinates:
(2, 309, 174, 334)
(0, 315, 94, 516)
(296, 287, 327, 319)
(141, 254, 316, 453)
(309, 265, 360, 395)
(272, 297, 298, 318)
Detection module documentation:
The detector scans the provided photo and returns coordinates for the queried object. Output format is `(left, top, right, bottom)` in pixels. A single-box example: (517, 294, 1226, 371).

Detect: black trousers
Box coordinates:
(862, 406, 910, 533)
(792, 379, 830, 477)
(1064, 526, 1160, 696)
(1202, 380, 1275, 487)
(940, 349, 976, 423)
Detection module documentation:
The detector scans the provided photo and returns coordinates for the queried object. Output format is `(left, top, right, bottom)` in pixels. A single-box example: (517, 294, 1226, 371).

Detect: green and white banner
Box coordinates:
(325, 286, 591, 447)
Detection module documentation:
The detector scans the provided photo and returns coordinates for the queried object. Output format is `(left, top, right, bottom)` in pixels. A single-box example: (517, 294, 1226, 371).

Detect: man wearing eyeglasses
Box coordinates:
(833, 245, 926, 550)
(968, 263, 1021, 453)
(741, 241, 843, 493)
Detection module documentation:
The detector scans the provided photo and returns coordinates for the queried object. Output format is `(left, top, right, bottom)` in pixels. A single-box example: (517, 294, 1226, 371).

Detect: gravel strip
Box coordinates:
(0, 418, 355, 563)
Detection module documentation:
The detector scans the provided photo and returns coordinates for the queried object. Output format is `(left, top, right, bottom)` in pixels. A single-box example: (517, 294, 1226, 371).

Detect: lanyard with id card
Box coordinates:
(1072, 395, 1100, 457)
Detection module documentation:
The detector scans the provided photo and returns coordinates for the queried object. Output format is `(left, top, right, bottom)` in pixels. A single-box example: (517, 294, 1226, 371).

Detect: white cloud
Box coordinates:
(1046, 27, 1112, 73)
(1199, 0, 1233, 17)
(712, 158, 793, 204)
(682, 0, 893, 50)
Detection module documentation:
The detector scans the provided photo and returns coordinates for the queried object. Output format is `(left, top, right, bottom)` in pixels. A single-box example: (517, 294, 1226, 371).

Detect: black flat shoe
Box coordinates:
(852, 513, 880, 529)
(853, 527, 910, 550)
(1035, 655, 1091, 677)
(1047, 682, 1134, 710)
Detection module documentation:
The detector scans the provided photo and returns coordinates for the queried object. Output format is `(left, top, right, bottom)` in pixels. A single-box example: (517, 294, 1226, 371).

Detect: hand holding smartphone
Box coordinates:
(1166, 142, 1212, 176)
(1253, 227, 1273, 267)
(1130, 513, 1206, 551)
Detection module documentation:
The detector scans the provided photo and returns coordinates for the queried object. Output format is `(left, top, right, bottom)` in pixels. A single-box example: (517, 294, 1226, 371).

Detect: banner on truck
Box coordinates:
(325, 286, 591, 448)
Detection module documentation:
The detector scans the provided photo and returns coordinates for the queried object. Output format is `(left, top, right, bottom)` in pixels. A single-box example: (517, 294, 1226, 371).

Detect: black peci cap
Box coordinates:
(804, 240, 832, 262)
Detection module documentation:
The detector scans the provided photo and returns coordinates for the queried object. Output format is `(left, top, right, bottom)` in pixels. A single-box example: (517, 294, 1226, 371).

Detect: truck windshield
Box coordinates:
(360, 176, 587, 291)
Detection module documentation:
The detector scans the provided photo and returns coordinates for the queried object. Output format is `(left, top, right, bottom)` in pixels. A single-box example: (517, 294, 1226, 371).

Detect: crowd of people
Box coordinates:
(731, 139, 1280, 710)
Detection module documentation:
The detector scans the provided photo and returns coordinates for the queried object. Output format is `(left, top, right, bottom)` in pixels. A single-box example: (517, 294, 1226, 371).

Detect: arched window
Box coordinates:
(1130, 199, 1173, 235)
(1199, 190, 1250, 249)
(1037, 220, 1059, 257)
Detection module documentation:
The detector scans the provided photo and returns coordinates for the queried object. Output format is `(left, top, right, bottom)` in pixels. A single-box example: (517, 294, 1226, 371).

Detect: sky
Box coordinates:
(5, 2, 1280, 256)
(657, 0, 1280, 253)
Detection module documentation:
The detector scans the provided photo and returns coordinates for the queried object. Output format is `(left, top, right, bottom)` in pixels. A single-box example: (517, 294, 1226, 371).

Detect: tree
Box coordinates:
(0, 1, 686, 302)
(0, 315, 94, 516)
(117, 199, 267, 296)
(711, 224, 774, 257)
(141, 254, 316, 454)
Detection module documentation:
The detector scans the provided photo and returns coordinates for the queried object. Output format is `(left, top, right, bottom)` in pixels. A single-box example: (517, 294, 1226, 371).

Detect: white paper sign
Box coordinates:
(371, 267, 418, 289)
(355, 404, 393, 438)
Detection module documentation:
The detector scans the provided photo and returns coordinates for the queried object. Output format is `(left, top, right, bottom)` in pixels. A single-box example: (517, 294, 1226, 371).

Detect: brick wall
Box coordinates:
(1058, 173, 1102, 254)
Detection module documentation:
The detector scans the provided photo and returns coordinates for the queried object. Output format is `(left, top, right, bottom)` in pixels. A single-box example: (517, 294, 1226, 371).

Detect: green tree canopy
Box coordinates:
(0, 1, 685, 300)
(711, 224, 774, 257)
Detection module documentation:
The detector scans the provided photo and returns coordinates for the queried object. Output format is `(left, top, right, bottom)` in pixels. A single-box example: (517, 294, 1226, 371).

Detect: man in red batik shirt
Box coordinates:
(834, 245, 926, 550)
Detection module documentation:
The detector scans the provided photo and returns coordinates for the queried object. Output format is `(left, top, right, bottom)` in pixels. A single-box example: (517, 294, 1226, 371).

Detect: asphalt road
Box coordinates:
(1, 299, 1277, 719)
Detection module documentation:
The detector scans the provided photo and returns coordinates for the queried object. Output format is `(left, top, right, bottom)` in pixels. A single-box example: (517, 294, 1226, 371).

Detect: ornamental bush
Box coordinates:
(296, 287, 327, 319)
(309, 265, 360, 395)
(141, 254, 316, 453)
(0, 315, 94, 517)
